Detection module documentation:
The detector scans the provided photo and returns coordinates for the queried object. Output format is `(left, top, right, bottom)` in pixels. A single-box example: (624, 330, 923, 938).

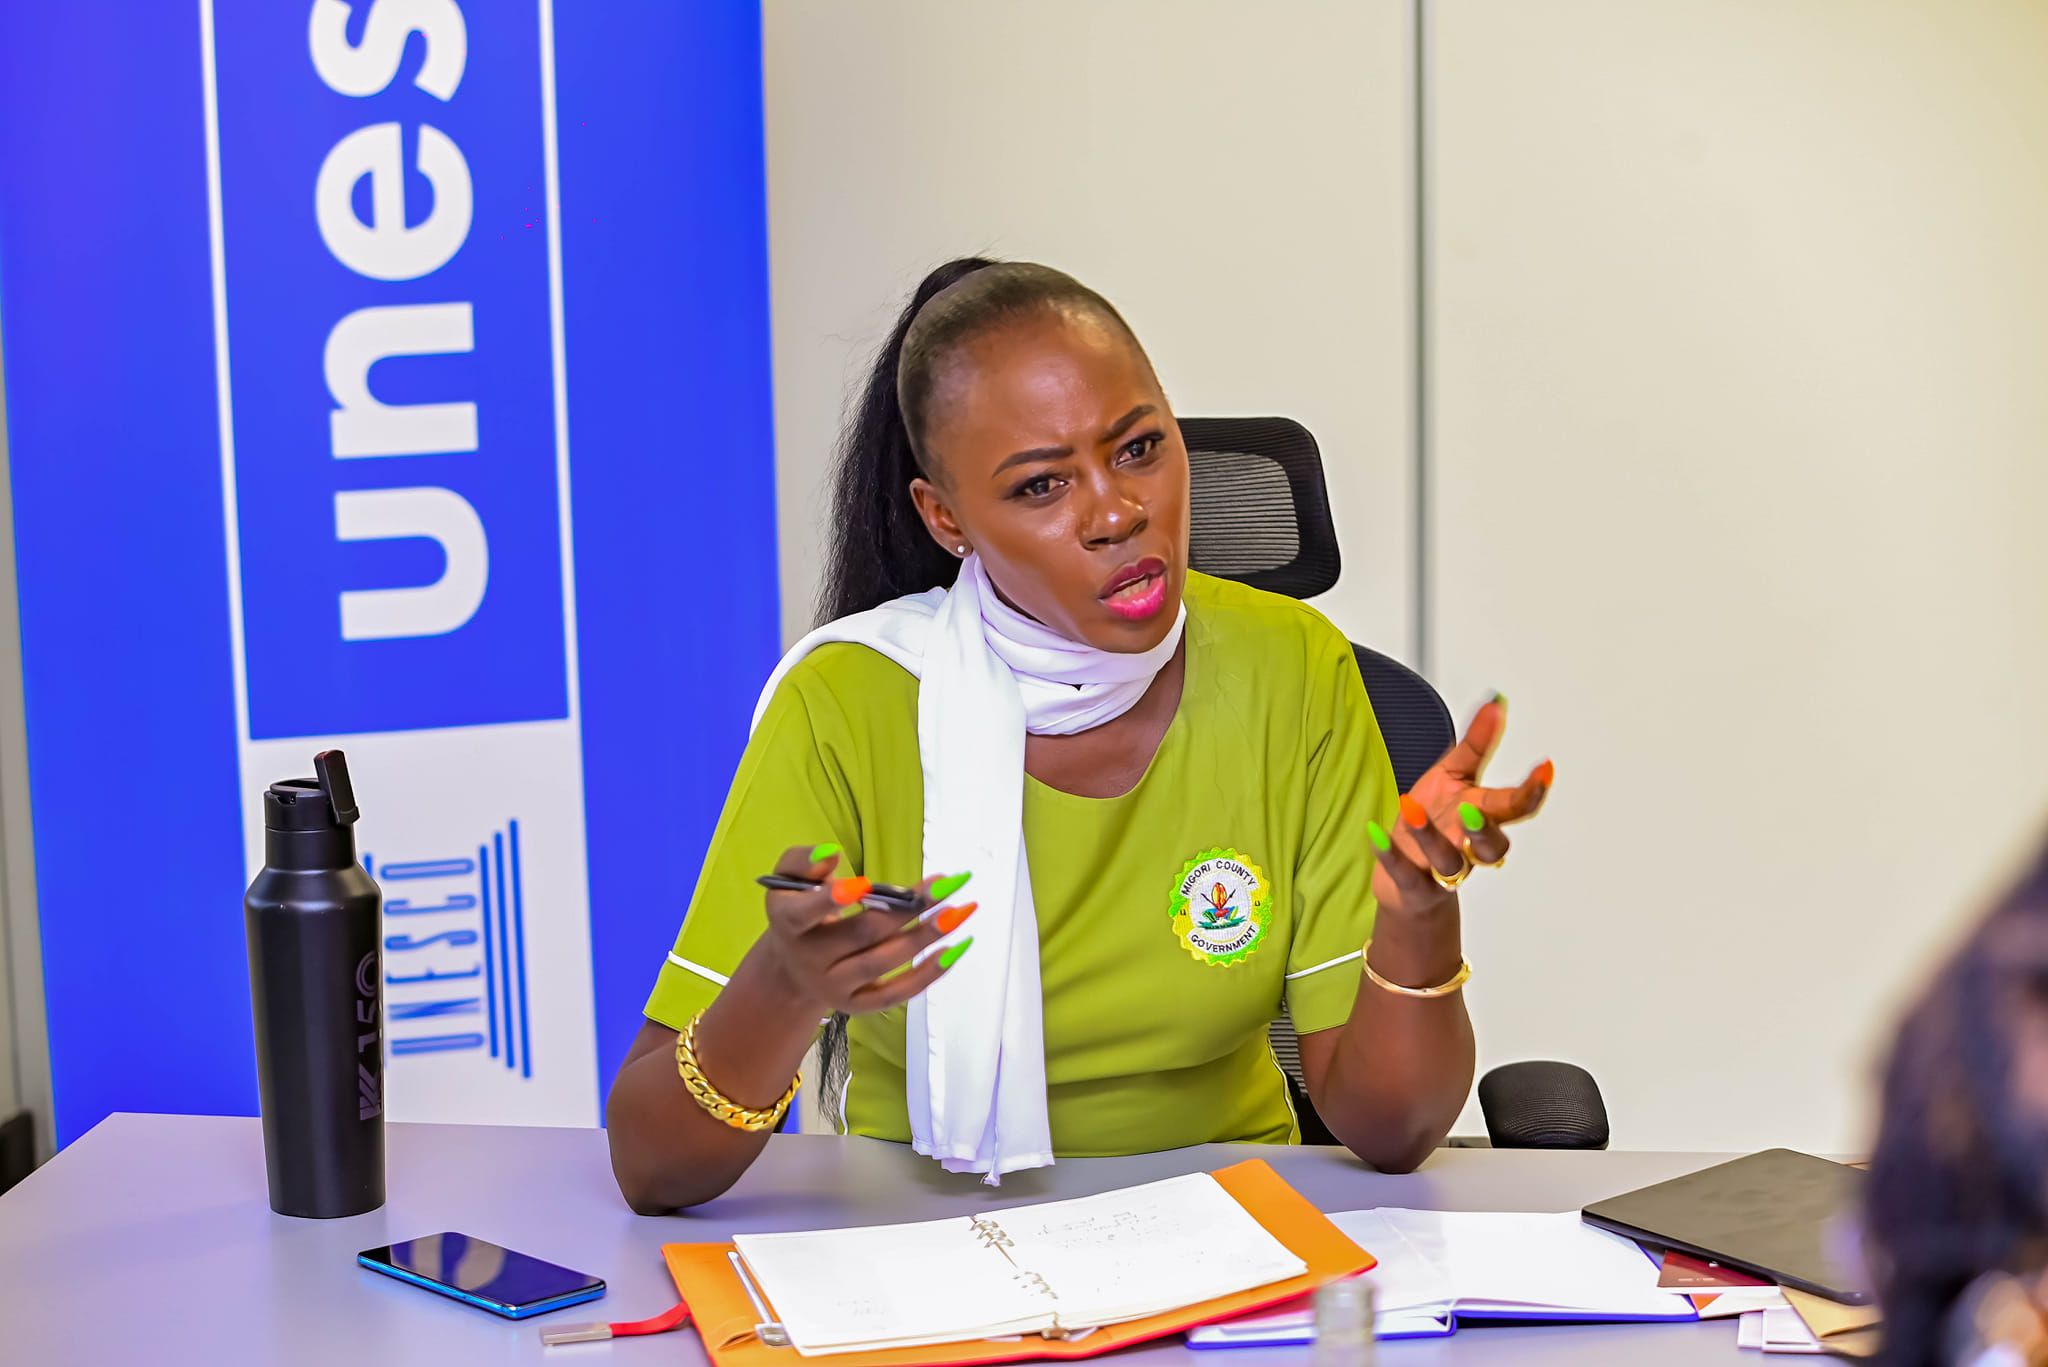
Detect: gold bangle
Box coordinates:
(675, 1010, 799, 1132)
(1361, 940, 1472, 998)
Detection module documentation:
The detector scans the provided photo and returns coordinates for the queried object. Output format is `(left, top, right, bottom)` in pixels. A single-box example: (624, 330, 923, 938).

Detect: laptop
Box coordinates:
(1580, 1148, 1870, 1304)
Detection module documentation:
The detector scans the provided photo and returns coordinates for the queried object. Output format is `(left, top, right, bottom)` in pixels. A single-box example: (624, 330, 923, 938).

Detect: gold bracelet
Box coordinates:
(675, 1010, 799, 1132)
(1361, 940, 1472, 998)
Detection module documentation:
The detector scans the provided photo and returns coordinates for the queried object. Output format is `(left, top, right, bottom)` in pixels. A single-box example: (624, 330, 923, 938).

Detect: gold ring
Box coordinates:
(1429, 855, 1472, 891)
(1465, 841, 1507, 870)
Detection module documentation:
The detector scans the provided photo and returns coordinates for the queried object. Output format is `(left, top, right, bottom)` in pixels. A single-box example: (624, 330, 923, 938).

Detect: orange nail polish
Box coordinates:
(1400, 794, 1429, 828)
(831, 876, 872, 905)
(936, 902, 978, 934)
(1533, 759, 1555, 787)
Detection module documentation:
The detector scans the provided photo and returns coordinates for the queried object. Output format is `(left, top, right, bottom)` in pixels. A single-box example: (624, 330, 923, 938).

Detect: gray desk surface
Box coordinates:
(0, 1113, 1759, 1365)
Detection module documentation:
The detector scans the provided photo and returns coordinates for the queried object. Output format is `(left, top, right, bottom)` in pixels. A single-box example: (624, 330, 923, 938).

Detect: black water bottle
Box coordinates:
(244, 750, 385, 1218)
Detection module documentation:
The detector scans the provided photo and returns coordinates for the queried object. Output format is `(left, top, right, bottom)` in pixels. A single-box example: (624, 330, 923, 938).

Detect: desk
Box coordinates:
(0, 1114, 1755, 1365)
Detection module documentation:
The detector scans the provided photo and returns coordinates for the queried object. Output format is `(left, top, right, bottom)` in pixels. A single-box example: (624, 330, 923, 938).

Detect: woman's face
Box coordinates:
(908, 308, 1190, 654)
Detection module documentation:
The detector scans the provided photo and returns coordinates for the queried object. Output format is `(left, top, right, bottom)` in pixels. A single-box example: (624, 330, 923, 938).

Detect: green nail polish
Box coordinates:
(929, 871, 972, 902)
(938, 937, 973, 970)
(1459, 802, 1485, 833)
(810, 842, 842, 863)
(1366, 821, 1392, 853)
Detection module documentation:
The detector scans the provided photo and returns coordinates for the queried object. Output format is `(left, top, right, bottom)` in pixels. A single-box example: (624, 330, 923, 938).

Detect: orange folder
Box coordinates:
(662, 1158, 1374, 1367)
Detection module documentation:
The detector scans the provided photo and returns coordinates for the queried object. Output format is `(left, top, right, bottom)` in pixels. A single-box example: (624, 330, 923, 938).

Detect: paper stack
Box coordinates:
(1189, 1208, 1695, 1345)
(1660, 1244, 1878, 1355)
(1728, 1287, 1880, 1358)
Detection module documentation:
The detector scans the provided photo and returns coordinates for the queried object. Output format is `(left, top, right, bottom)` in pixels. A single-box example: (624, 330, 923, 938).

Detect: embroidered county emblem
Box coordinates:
(1170, 848, 1272, 967)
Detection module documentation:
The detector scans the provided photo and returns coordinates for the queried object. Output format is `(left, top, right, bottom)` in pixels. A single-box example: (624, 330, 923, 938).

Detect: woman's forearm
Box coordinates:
(1301, 902, 1475, 1172)
(1299, 692, 1547, 1168)
(608, 850, 960, 1212)
(603, 947, 824, 1212)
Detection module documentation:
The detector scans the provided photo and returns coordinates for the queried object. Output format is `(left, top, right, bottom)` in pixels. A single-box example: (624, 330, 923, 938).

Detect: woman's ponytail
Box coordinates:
(816, 256, 997, 626)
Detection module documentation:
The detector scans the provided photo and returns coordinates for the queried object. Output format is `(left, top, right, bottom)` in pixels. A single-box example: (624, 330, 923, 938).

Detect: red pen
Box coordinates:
(540, 1301, 691, 1346)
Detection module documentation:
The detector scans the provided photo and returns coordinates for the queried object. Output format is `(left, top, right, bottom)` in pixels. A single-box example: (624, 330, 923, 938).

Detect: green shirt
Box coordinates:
(644, 571, 1397, 1155)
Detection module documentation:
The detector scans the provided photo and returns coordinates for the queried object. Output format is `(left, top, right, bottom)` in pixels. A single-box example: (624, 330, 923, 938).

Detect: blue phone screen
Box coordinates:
(364, 1233, 603, 1307)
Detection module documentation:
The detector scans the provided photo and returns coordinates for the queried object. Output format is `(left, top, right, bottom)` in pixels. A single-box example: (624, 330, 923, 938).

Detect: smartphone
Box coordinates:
(358, 1233, 606, 1319)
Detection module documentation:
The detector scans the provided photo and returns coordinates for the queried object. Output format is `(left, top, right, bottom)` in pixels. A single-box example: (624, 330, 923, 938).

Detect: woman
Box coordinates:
(1866, 838, 2048, 1365)
(605, 259, 1553, 1212)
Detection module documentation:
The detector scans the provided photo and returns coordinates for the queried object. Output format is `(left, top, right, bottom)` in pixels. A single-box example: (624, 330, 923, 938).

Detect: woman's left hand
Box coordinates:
(1369, 695, 1552, 915)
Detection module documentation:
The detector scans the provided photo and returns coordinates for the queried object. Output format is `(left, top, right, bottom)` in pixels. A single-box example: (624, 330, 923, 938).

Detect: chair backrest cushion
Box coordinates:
(1180, 416, 1341, 600)
(1478, 1061, 1611, 1150)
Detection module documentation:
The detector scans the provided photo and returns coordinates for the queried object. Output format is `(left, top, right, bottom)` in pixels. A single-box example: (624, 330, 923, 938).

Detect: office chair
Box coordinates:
(1180, 416, 1607, 1152)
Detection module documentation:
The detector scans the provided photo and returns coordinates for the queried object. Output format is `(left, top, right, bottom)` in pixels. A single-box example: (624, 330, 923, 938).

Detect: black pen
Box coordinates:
(755, 873, 926, 914)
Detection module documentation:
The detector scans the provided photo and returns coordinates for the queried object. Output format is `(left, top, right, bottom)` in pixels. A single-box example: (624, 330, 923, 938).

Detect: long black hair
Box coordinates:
(815, 256, 1144, 626)
(1866, 836, 2048, 1364)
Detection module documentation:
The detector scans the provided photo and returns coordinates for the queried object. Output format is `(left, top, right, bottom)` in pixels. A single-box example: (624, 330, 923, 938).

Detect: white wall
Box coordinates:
(1430, 0, 2048, 1150)
(763, 0, 2048, 1155)
(762, 0, 1415, 654)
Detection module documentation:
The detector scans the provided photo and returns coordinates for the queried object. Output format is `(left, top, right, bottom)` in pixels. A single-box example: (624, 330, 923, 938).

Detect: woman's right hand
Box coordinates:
(753, 844, 974, 1017)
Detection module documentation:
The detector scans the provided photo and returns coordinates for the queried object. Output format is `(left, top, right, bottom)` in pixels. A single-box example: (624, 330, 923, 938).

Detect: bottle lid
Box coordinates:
(263, 750, 362, 832)
(315, 750, 360, 825)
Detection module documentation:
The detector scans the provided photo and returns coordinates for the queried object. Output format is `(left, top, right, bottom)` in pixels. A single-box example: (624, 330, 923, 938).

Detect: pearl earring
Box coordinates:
(957, 545, 969, 555)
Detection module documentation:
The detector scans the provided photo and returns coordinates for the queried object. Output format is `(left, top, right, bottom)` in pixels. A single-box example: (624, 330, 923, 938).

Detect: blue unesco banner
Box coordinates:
(0, 1, 777, 1141)
(218, 0, 569, 739)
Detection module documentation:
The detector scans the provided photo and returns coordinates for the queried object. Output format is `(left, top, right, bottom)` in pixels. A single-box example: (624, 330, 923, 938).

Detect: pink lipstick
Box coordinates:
(1098, 557, 1169, 621)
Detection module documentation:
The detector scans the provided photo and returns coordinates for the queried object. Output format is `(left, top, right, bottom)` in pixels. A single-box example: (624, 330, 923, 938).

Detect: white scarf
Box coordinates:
(750, 555, 1185, 1179)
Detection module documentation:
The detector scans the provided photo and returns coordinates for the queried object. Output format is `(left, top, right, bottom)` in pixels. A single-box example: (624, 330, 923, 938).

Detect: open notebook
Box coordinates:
(731, 1172, 1308, 1356)
(1189, 1208, 1697, 1346)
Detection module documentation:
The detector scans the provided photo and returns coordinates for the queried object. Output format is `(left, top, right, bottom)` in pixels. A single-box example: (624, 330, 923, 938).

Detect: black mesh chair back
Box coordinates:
(1182, 415, 1606, 1150)
(1180, 417, 1341, 600)
(1478, 1061, 1610, 1149)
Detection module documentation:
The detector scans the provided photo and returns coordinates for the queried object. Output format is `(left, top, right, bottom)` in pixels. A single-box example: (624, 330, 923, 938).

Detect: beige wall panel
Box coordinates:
(763, 0, 1414, 653)
(1432, 0, 2048, 1151)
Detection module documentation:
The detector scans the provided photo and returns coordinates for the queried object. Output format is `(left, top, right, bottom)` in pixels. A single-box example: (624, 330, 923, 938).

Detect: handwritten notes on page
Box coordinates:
(731, 1172, 1307, 1357)
(734, 1212, 1049, 1355)
(999, 1172, 1306, 1326)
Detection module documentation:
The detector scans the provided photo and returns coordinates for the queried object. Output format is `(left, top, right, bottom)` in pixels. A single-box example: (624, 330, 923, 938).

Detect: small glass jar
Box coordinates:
(1309, 1277, 1377, 1367)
